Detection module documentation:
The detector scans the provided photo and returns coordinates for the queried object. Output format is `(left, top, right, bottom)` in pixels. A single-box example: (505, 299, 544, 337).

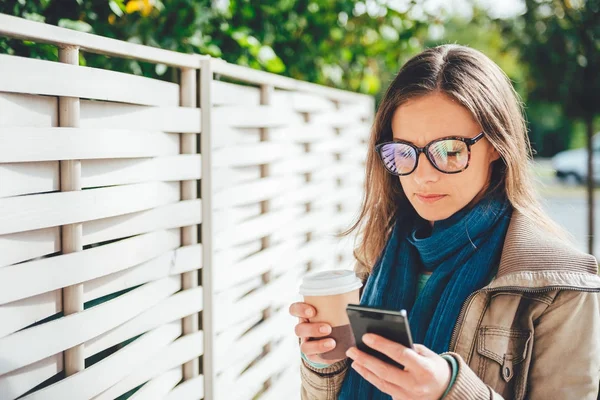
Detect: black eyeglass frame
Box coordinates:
(374, 132, 486, 176)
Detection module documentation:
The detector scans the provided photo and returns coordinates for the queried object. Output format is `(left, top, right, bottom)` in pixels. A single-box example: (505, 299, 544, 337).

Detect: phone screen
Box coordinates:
(346, 304, 414, 369)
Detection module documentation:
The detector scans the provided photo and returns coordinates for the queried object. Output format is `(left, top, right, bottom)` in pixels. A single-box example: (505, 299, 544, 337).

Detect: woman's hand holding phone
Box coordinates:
(289, 302, 347, 364)
(346, 334, 451, 400)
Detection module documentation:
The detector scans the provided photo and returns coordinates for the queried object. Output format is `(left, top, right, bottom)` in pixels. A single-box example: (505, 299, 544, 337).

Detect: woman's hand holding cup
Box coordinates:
(289, 302, 346, 364)
(293, 270, 364, 366)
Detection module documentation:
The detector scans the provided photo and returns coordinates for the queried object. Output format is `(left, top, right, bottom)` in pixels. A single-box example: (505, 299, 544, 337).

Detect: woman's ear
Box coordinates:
(489, 147, 501, 163)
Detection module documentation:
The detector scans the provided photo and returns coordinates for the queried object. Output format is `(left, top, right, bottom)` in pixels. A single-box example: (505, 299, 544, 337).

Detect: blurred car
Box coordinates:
(552, 133, 600, 184)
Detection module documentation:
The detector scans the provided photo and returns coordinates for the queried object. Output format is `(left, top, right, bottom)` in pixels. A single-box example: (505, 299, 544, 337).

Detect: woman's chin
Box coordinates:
(411, 204, 455, 223)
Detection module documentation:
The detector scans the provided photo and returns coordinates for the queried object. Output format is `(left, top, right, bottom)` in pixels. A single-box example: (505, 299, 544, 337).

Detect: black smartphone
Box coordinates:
(346, 304, 414, 369)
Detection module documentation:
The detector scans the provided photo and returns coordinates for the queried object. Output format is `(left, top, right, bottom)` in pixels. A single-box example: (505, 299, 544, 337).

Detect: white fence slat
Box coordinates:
(212, 142, 286, 168)
(260, 364, 301, 400)
(213, 240, 299, 293)
(83, 243, 201, 302)
(222, 336, 298, 400)
(128, 368, 182, 400)
(213, 105, 301, 128)
(92, 331, 204, 400)
(214, 268, 302, 333)
(340, 125, 372, 140)
(211, 125, 261, 150)
(213, 176, 301, 209)
(215, 347, 264, 390)
(214, 208, 299, 250)
(83, 199, 201, 245)
(213, 204, 263, 234)
(213, 239, 264, 271)
(211, 81, 260, 106)
(269, 124, 336, 144)
(85, 286, 203, 357)
(0, 229, 180, 305)
(311, 162, 363, 182)
(0, 54, 179, 107)
(0, 92, 57, 127)
(0, 227, 60, 268)
(20, 323, 182, 400)
(0, 276, 181, 376)
(164, 375, 204, 400)
(82, 155, 201, 188)
(80, 100, 201, 133)
(0, 181, 180, 235)
(214, 310, 294, 373)
(0, 354, 62, 400)
(211, 59, 371, 103)
(0, 161, 59, 198)
(310, 109, 364, 127)
(272, 90, 335, 113)
(0, 290, 61, 339)
(270, 153, 332, 176)
(212, 166, 262, 192)
(215, 313, 263, 348)
(0, 127, 179, 162)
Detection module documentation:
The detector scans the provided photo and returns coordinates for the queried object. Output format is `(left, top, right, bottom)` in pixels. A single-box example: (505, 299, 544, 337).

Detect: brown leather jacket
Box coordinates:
(300, 211, 600, 399)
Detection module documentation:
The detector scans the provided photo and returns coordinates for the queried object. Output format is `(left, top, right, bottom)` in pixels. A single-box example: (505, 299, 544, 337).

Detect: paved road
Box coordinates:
(541, 195, 600, 256)
(533, 159, 599, 256)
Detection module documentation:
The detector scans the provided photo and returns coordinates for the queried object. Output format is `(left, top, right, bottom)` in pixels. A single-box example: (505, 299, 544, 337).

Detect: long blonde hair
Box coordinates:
(344, 44, 565, 273)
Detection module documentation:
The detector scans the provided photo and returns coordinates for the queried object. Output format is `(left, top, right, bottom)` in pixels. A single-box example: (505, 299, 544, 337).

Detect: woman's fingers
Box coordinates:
(289, 302, 317, 319)
(301, 337, 337, 357)
(347, 346, 409, 386)
(362, 334, 421, 371)
(294, 321, 332, 339)
(351, 361, 410, 399)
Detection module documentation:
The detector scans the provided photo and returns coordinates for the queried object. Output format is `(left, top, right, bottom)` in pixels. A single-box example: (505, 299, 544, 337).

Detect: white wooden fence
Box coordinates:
(0, 14, 373, 400)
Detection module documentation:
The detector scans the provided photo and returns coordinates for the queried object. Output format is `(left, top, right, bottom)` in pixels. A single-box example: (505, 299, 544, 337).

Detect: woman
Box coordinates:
(289, 44, 600, 400)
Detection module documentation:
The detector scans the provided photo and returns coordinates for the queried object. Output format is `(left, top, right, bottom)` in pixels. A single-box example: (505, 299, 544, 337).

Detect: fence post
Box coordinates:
(259, 84, 274, 392)
(200, 58, 215, 400)
(180, 67, 201, 380)
(59, 45, 85, 376)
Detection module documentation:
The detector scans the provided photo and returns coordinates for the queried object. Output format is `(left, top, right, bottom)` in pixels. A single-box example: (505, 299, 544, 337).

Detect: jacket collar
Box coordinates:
(492, 209, 600, 289)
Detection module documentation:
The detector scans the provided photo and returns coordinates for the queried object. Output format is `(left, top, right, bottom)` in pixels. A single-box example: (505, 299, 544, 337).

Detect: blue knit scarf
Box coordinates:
(338, 194, 512, 400)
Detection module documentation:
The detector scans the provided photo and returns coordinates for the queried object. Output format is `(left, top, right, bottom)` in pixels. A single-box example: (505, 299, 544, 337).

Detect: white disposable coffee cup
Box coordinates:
(299, 270, 363, 360)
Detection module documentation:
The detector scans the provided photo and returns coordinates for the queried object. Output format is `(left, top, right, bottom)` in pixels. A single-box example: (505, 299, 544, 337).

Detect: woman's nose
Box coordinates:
(412, 153, 440, 185)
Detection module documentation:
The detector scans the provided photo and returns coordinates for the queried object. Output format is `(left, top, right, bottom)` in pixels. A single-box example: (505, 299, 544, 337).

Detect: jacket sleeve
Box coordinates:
(299, 262, 367, 399)
(300, 358, 350, 400)
(442, 290, 600, 400)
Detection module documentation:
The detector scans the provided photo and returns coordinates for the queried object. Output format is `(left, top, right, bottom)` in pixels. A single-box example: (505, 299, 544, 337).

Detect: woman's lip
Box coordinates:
(415, 194, 447, 203)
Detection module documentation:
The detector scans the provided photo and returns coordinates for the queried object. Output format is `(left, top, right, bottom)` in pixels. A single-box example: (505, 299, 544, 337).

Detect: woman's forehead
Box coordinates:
(391, 94, 480, 143)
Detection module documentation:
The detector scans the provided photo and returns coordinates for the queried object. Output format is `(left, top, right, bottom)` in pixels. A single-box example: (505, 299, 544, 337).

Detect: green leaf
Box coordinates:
(109, 0, 124, 17)
(205, 44, 222, 57)
(155, 63, 167, 76)
(22, 12, 45, 23)
(264, 56, 286, 73)
(58, 19, 93, 33)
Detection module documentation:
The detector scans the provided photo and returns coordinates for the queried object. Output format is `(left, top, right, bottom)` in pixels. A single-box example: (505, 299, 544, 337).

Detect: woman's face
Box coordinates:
(391, 92, 500, 223)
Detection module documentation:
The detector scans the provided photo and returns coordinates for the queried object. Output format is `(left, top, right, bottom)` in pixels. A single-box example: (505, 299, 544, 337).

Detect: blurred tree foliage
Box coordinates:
(0, 0, 427, 95)
(502, 0, 599, 156)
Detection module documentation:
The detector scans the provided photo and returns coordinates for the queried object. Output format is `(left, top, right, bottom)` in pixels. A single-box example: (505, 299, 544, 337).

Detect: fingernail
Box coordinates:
(363, 334, 374, 345)
(346, 348, 356, 358)
(319, 325, 331, 334)
(305, 309, 314, 317)
(324, 340, 335, 348)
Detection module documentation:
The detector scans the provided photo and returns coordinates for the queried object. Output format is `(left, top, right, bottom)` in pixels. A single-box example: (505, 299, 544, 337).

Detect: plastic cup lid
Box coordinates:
(299, 269, 363, 296)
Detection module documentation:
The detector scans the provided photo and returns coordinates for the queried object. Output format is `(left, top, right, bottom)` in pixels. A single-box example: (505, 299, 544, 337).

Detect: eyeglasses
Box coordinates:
(375, 132, 485, 176)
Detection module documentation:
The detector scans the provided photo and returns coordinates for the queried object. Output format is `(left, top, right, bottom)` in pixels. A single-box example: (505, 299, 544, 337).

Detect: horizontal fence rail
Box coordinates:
(0, 13, 373, 400)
